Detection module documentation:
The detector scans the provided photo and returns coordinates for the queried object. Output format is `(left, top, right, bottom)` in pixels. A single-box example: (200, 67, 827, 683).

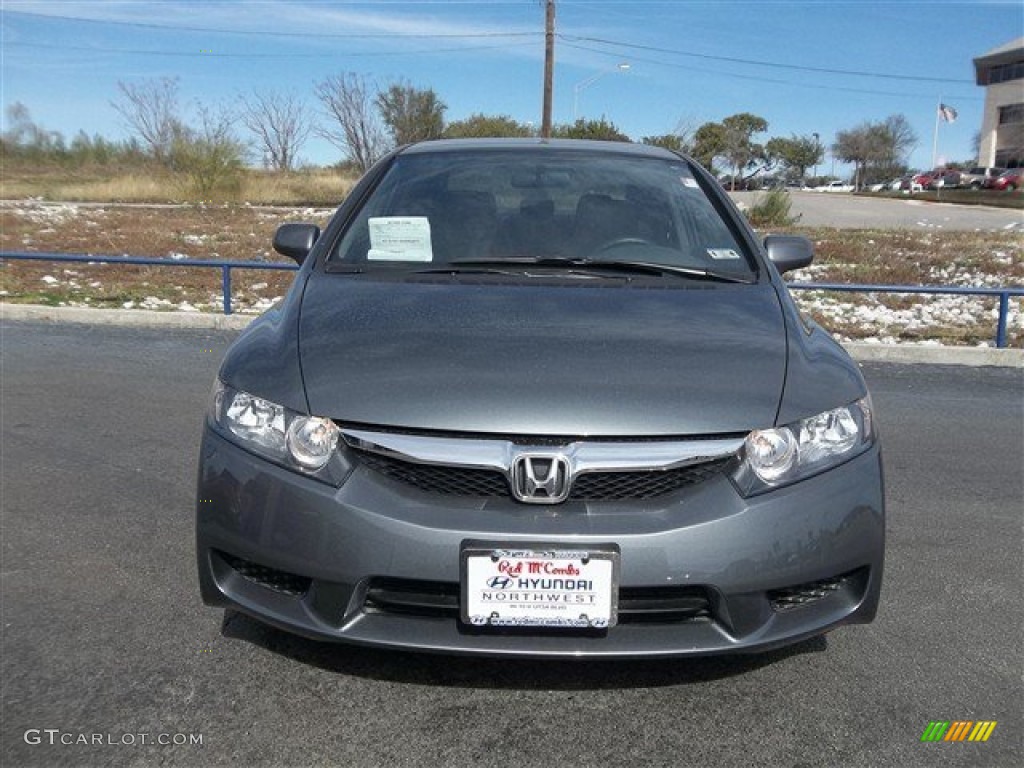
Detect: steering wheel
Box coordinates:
(592, 237, 655, 254)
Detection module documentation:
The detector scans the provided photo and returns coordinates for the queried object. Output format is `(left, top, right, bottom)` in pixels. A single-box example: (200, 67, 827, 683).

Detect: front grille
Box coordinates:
(219, 551, 312, 596)
(357, 451, 728, 501)
(572, 462, 729, 500)
(363, 578, 711, 625)
(768, 571, 857, 612)
(358, 453, 509, 497)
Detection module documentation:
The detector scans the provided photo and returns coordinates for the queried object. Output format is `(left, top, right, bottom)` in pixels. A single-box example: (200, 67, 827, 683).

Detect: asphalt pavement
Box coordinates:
(1, 322, 1021, 768)
(730, 190, 1022, 231)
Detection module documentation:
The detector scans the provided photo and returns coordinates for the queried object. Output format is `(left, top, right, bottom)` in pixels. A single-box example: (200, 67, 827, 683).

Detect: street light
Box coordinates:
(573, 62, 630, 121)
(812, 132, 820, 180)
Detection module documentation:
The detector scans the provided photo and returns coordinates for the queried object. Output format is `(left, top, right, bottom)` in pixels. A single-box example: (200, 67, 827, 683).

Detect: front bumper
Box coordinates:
(196, 426, 884, 658)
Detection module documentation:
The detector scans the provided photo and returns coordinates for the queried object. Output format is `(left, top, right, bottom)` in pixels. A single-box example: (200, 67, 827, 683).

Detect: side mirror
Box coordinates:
(763, 235, 813, 274)
(273, 223, 321, 265)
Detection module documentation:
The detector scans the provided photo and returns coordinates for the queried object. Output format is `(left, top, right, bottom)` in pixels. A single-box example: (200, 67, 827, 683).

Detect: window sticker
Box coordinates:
(680, 176, 700, 188)
(368, 216, 433, 261)
(707, 248, 741, 260)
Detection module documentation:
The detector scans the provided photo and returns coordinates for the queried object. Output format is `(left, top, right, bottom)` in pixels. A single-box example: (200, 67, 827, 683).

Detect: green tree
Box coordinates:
(443, 114, 533, 138)
(691, 122, 726, 173)
(170, 105, 246, 200)
(721, 113, 769, 190)
(641, 134, 687, 153)
(551, 118, 630, 142)
(764, 135, 824, 181)
(376, 83, 446, 145)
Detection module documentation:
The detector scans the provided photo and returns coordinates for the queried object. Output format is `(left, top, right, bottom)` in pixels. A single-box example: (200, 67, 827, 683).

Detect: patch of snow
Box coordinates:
(10, 203, 81, 225)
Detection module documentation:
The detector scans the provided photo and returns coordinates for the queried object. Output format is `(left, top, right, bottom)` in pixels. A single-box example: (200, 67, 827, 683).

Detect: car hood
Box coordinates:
(299, 276, 788, 436)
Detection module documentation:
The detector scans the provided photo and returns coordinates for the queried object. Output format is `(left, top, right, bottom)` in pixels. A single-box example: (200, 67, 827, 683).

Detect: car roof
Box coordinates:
(397, 137, 682, 160)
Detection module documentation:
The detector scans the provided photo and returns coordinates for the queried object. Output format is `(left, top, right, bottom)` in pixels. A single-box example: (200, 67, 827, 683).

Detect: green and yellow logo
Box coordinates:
(920, 721, 997, 742)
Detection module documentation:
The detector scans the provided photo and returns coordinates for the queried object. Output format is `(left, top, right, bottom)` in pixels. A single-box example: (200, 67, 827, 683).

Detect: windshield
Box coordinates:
(330, 148, 756, 278)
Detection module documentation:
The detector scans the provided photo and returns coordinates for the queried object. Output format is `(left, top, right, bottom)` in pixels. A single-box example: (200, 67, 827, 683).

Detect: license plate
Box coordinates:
(460, 543, 619, 629)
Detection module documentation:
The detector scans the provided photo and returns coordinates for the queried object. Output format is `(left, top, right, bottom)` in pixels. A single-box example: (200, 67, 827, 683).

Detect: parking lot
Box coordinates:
(1, 321, 1021, 767)
(730, 190, 1021, 231)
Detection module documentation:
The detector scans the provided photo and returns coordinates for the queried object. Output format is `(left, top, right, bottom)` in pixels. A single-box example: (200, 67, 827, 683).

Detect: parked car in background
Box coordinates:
(985, 169, 1021, 191)
(961, 166, 1005, 189)
(911, 171, 937, 189)
(719, 176, 758, 191)
(196, 138, 885, 658)
(818, 180, 854, 193)
(925, 169, 962, 190)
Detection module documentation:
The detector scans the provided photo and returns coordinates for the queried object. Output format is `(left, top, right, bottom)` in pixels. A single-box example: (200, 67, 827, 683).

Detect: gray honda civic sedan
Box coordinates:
(196, 139, 884, 657)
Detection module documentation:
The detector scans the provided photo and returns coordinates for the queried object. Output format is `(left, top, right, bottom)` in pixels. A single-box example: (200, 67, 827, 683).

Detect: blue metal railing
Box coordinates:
(787, 282, 1024, 349)
(0, 251, 298, 315)
(1, 251, 1021, 347)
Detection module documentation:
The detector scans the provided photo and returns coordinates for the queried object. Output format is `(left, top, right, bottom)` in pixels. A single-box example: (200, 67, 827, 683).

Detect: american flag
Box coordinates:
(938, 103, 958, 123)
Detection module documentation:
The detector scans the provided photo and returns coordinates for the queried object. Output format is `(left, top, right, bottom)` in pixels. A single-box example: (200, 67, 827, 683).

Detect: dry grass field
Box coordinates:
(0, 166, 355, 206)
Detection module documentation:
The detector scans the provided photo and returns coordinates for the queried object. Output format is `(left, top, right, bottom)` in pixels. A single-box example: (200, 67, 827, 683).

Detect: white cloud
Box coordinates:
(5, 0, 537, 41)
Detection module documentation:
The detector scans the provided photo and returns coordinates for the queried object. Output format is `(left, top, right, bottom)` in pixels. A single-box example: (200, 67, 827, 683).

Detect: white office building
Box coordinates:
(974, 37, 1024, 168)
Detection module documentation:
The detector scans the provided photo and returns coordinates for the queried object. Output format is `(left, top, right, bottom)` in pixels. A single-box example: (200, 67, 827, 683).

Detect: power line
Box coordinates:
(559, 33, 975, 85)
(3, 40, 539, 58)
(3, 9, 539, 40)
(560, 41, 982, 102)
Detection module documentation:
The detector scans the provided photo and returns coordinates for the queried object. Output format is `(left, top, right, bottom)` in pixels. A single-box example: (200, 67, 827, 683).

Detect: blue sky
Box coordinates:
(1, 0, 1021, 175)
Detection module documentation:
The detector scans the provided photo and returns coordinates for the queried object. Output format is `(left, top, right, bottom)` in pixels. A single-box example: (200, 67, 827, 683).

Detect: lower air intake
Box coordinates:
(768, 570, 862, 612)
(219, 551, 312, 596)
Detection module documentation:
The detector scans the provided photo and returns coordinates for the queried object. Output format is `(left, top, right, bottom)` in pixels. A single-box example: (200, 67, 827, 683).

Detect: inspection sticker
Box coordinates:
(707, 248, 741, 260)
(367, 216, 433, 261)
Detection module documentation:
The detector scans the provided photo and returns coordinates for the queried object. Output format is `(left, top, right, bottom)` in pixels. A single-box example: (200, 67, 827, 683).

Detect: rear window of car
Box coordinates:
(329, 149, 755, 277)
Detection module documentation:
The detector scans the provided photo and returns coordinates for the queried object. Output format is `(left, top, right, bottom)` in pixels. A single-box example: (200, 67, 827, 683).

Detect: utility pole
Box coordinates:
(541, 0, 554, 138)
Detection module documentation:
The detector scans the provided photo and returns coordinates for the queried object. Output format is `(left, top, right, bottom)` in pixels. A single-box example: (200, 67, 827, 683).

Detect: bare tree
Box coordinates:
(111, 77, 183, 165)
(314, 73, 387, 172)
(834, 114, 918, 187)
(240, 90, 312, 171)
(879, 114, 917, 166)
(832, 124, 875, 188)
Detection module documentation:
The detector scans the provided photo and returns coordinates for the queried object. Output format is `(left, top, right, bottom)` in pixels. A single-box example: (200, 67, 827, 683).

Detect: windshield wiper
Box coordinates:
(444, 257, 755, 284)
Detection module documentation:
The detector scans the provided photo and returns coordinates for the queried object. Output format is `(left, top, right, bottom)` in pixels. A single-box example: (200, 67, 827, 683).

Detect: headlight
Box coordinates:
(732, 397, 876, 496)
(210, 380, 349, 483)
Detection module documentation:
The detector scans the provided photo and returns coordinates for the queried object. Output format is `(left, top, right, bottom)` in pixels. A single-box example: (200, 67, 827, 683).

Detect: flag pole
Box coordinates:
(931, 96, 941, 169)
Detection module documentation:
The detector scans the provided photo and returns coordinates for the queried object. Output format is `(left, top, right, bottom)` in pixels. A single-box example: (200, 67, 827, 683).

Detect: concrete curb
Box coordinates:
(3, 302, 1022, 367)
(2, 303, 253, 330)
(842, 342, 1022, 368)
